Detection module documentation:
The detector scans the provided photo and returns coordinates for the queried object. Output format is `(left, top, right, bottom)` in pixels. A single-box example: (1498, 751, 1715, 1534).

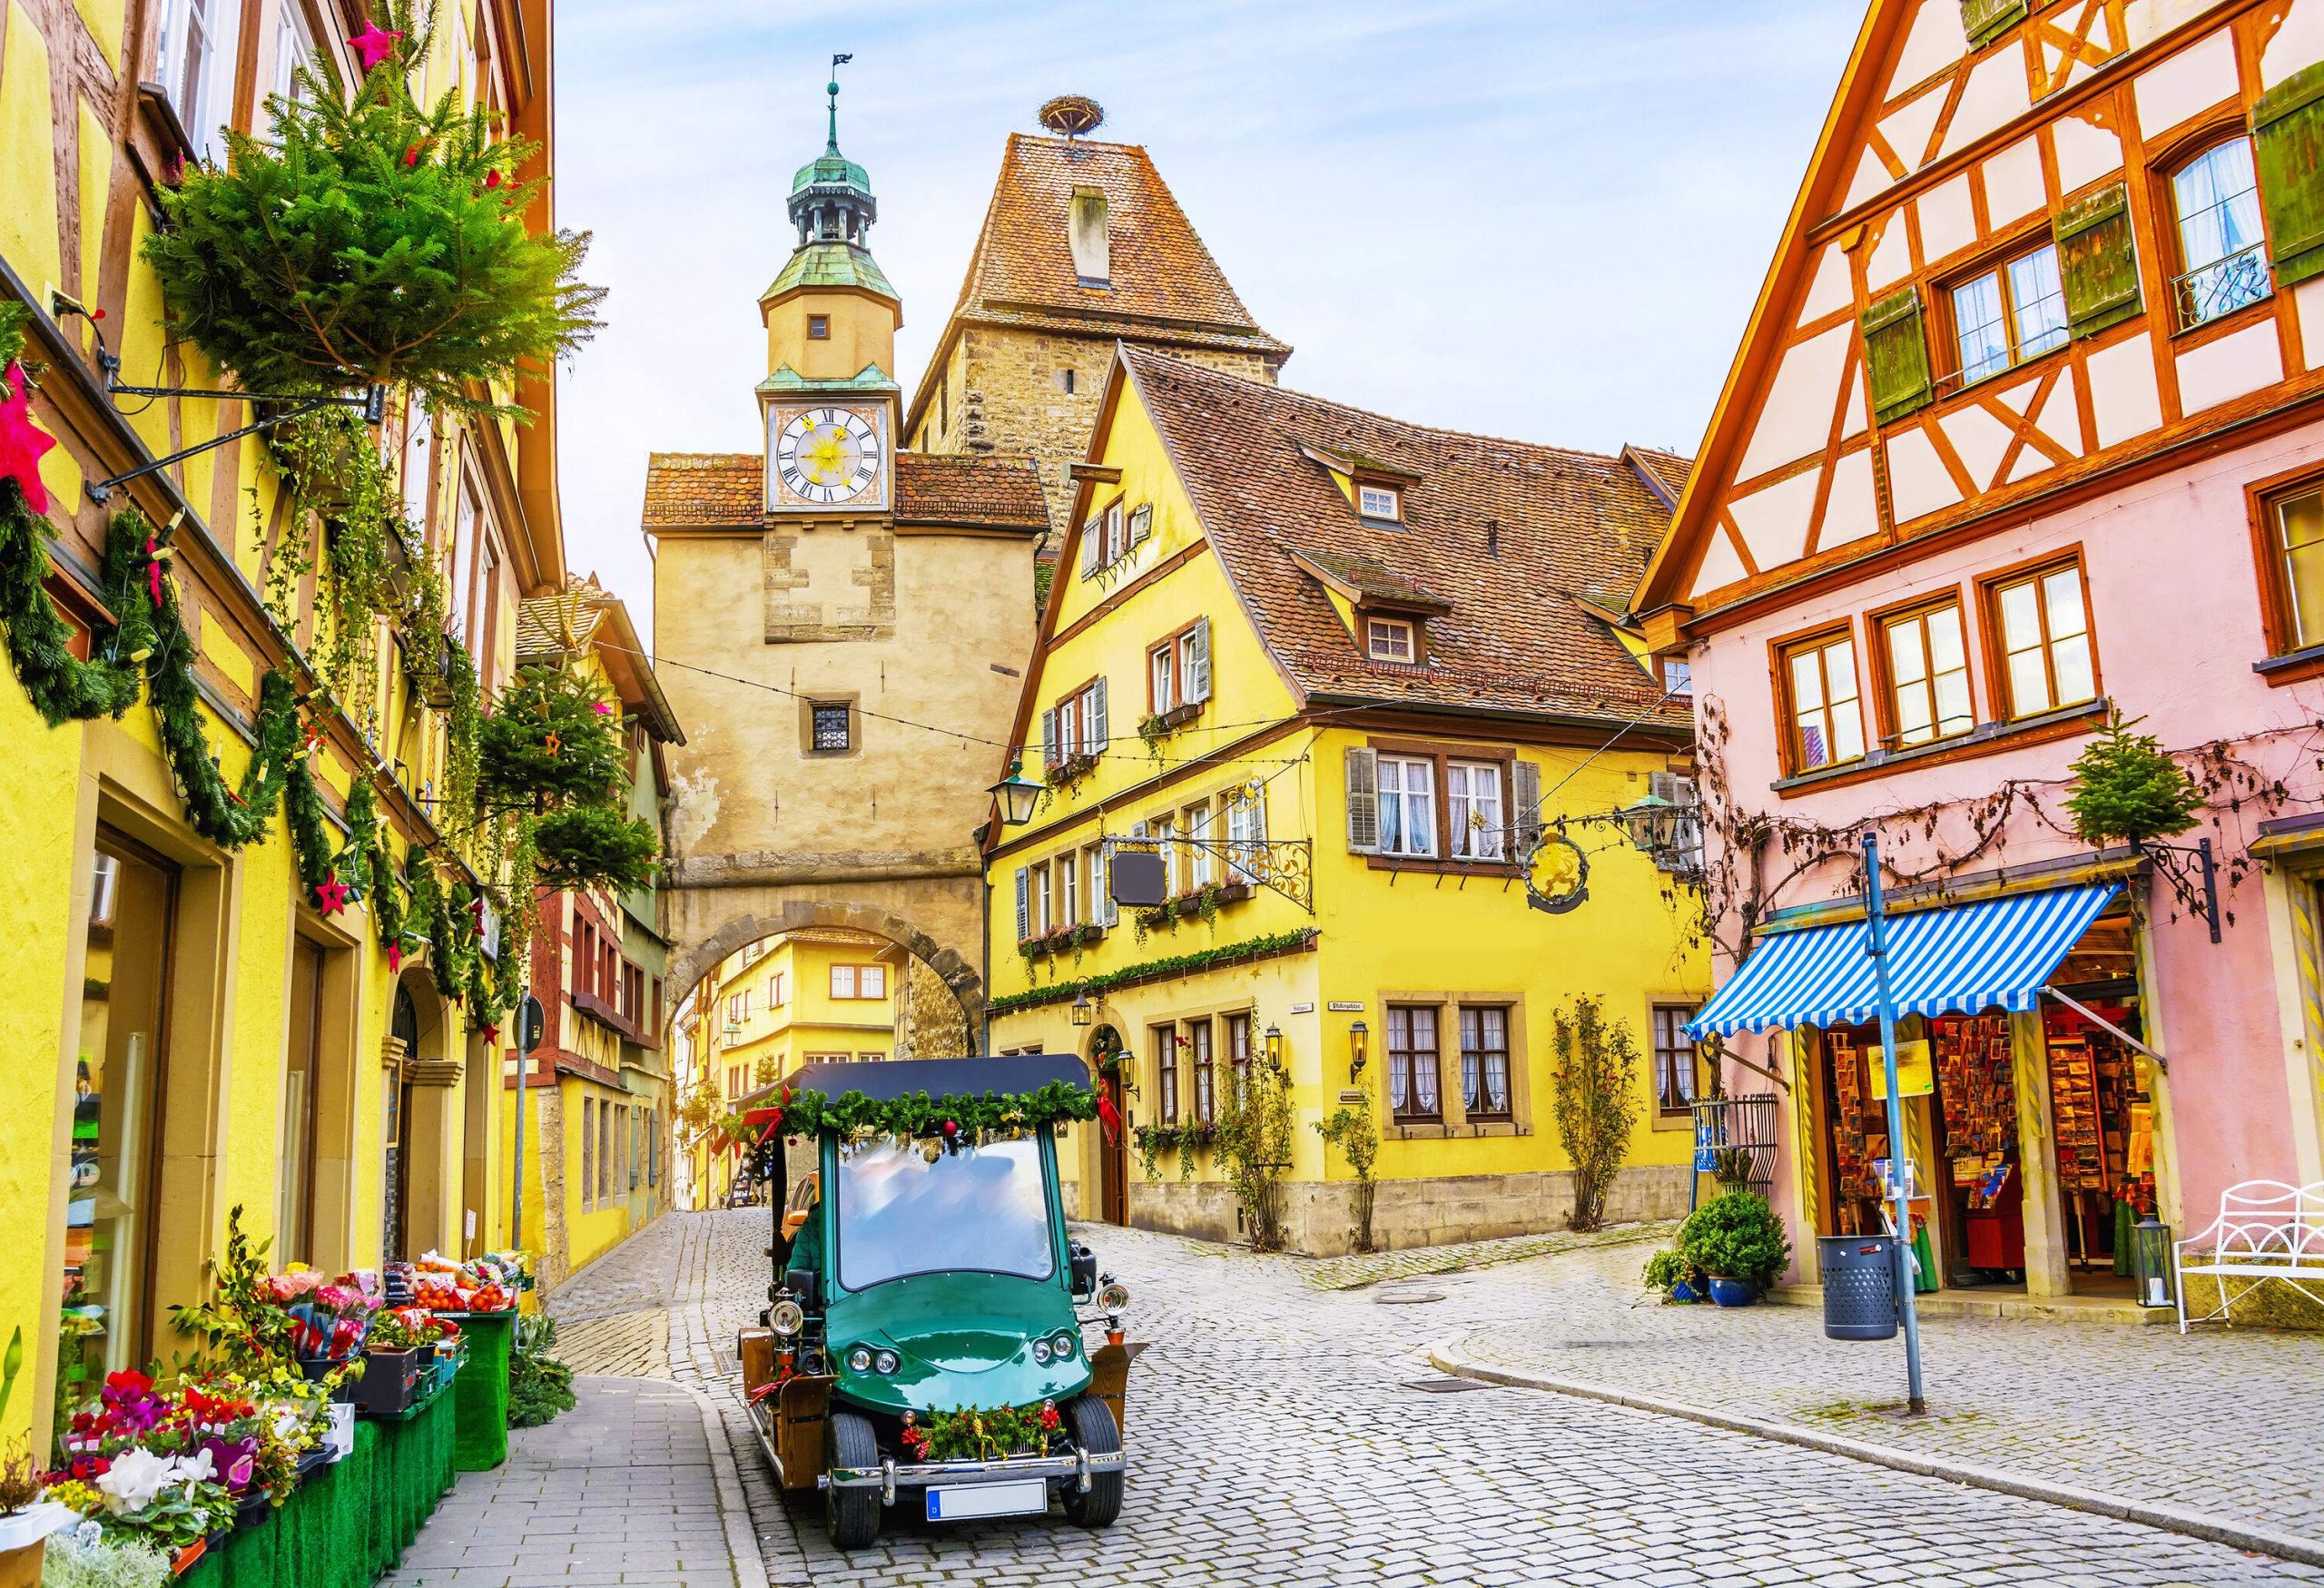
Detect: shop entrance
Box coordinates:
(1808, 907, 2152, 1297)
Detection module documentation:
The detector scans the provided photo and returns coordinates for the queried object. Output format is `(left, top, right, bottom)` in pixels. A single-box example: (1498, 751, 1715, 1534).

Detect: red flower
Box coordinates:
(483, 171, 505, 192)
(1039, 1400, 1061, 1432)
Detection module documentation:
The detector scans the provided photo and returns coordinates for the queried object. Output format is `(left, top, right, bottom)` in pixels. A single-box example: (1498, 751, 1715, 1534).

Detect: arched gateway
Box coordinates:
(644, 78, 1045, 1049)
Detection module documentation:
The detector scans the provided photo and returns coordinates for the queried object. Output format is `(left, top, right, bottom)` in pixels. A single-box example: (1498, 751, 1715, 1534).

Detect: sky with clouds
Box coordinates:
(550, 0, 1866, 632)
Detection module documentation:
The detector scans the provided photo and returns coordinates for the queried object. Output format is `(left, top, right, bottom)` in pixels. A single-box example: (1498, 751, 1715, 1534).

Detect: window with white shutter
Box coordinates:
(1096, 845, 1118, 926)
(1089, 677, 1108, 752)
(1345, 747, 1380, 853)
(1183, 618, 1211, 704)
(1511, 760, 1543, 854)
(1014, 866, 1029, 942)
(1079, 519, 1102, 578)
(1040, 709, 1059, 771)
(1129, 504, 1153, 547)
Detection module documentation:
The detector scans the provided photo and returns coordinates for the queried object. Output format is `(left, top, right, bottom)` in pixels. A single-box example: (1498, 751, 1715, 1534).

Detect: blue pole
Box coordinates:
(1861, 832, 1926, 1414)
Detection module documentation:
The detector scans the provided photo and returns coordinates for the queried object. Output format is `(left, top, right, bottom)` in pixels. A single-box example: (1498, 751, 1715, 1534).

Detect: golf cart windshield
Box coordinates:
(834, 1136, 1055, 1291)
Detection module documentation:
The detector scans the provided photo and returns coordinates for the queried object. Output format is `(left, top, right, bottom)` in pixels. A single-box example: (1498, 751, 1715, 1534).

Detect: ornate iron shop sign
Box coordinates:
(1106, 835, 1314, 914)
(1523, 833, 1590, 915)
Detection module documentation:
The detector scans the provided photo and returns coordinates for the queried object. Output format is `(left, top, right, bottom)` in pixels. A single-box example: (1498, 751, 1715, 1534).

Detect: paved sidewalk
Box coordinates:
(381, 1376, 757, 1588)
(1432, 1232, 2324, 1554)
(1292, 1218, 1679, 1291)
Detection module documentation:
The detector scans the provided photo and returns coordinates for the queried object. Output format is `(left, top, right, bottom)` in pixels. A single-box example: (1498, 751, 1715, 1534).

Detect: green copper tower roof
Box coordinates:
(787, 64, 878, 244)
(760, 242, 896, 304)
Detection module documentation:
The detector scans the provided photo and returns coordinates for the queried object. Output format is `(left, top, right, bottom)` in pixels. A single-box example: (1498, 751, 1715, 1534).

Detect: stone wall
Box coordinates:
(1122, 1165, 1693, 1258)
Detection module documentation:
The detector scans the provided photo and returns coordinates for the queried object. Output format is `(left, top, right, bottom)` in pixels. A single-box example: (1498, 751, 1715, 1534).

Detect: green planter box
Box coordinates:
(174, 1377, 457, 1588)
(448, 1309, 515, 1472)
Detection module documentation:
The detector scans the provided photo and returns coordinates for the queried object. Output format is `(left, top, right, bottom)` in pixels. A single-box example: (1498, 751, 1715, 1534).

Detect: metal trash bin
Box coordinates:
(1817, 1233, 1901, 1341)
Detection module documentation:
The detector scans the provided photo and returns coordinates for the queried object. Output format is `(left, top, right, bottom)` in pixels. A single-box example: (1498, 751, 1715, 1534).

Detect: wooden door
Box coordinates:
(1100, 1068, 1128, 1225)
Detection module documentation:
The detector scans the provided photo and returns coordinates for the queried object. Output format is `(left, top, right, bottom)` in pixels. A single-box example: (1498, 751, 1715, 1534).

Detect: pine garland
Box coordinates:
(532, 802, 658, 894)
(904, 1402, 1059, 1464)
(988, 929, 1319, 1018)
(718, 1080, 1098, 1153)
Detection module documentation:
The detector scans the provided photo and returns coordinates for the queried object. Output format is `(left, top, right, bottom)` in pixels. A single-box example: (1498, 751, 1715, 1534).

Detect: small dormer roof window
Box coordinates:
(1366, 616, 1416, 664)
(1358, 484, 1402, 521)
(1070, 186, 1110, 287)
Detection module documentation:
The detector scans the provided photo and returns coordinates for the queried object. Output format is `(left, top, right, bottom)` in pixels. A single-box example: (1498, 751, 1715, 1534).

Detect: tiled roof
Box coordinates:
(948, 135, 1288, 357)
(640, 451, 1048, 532)
(516, 575, 684, 743)
(1118, 348, 1688, 725)
(1291, 547, 1451, 613)
(1621, 445, 1694, 509)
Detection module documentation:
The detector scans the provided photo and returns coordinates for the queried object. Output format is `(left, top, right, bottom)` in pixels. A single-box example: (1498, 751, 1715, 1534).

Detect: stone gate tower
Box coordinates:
(645, 77, 1049, 1021)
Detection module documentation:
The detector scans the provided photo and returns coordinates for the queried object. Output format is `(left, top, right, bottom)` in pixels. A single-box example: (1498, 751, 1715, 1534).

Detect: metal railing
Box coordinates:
(2174, 242, 2272, 330)
(1690, 1094, 1782, 1209)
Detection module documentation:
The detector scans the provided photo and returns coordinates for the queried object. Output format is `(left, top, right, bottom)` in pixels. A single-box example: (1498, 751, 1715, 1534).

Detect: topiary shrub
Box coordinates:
(1678, 1190, 1790, 1288)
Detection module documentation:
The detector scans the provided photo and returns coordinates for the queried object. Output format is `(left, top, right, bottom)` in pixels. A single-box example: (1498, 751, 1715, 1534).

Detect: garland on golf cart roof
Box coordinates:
(715, 1080, 1098, 1155)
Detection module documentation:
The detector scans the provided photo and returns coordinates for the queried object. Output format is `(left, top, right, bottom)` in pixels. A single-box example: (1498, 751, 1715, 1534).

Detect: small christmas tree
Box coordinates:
(2064, 713, 2202, 847)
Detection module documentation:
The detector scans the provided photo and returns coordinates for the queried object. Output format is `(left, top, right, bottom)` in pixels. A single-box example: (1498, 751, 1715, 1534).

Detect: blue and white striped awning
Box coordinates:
(1689, 883, 2120, 1039)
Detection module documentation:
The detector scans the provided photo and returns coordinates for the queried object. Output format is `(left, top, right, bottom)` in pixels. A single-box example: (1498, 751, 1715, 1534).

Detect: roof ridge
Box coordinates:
(1118, 346, 1634, 470)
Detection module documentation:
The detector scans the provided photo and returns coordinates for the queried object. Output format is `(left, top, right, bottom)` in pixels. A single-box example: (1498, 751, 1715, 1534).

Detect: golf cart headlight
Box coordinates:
(1050, 1331, 1078, 1360)
(1031, 1338, 1054, 1366)
(846, 1346, 873, 1374)
(872, 1349, 900, 1376)
(1097, 1281, 1129, 1310)
(769, 1300, 803, 1338)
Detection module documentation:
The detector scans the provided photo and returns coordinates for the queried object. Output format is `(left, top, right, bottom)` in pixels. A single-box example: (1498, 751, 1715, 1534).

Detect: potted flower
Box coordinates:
(0, 1444, 70, 1588)
(354, 1312, 422, 1417)
(1641, 1248, 1707, 1305)
(1678, 1189, 1792, 1307)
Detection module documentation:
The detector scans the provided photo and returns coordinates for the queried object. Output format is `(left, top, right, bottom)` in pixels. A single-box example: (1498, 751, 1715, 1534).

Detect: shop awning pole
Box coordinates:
(2040, 985, 2168, 1073)
(1862, 833, 1927, 1415)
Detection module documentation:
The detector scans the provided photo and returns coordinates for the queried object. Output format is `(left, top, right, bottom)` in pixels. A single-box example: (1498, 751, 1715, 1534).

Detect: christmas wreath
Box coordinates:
(899, 1400, 1060, 1464)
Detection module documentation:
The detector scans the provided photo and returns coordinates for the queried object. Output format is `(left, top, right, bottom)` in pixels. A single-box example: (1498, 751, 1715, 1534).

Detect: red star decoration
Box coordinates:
(0, 364, 58, 515)
(143, 536, 165, 609)
(348, 25, 403, 72)
(313, 874, 353, 916)
(387, 940, 402, 973)
(478, 1021, 499, 1046)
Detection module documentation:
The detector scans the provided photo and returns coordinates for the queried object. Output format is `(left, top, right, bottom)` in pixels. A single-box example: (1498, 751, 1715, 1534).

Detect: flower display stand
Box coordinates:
(175, 1365, 458, 1588)
(448, 1310, 514, 1473)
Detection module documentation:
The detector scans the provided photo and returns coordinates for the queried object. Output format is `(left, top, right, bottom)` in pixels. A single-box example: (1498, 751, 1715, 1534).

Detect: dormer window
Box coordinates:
(1366, 616, 1416, 663)
(1358, 484, 1402, 521)
(807, 314, 831, 340)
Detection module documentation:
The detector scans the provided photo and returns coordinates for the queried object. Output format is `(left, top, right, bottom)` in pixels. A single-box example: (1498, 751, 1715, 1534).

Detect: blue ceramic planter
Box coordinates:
(1669, 1278, 1704, 1304)
(1707, 1276, 1758, 1307)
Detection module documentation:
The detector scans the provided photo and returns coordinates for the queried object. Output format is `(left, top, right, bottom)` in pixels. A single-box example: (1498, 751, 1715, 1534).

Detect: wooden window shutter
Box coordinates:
(2253, 63, 2324, 290)
(1015, 867, 1029, 942)
(1078, 521, 1102, 578)
(1860, 288, 1935, 424)
(1959, 0, 2025, 49)
(1129, 503, 1152, 547)
(2054, 182, 2142, 338)
(1040, 707, 1059, 770)
(1090, 677, 1109, 752)
(1511, 759, 1542, 853)
(1186, 618, 1212, 703)
(1345, 746, 1380, 853)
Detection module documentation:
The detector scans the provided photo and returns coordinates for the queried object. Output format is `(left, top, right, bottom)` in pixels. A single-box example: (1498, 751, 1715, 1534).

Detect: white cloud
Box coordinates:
(551, 0, 1863, 636)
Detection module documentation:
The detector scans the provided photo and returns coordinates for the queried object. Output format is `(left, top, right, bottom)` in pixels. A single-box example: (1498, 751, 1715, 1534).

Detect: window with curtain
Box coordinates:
(1226, 1012, 1251, 1107)
(1190, 1021, 1215, 1123)
(1154, 1025, 1179, 1122)
(1949, 243, 2068, 387)
(1781, 632, 1866, 772)
(2172, 138, 2271, 327)
(1447, 762, 1505, 861)
(1880, 600, 1974, 747)
(1459, 1006, 1512, 1118)
(1185, 804, 1215, 886)
(1377, 756, 1436, 856)
(1653, 1006, 1700, 1115)
(1988, 561, 2096, 717)
(1387, 1005, 1442, 1121)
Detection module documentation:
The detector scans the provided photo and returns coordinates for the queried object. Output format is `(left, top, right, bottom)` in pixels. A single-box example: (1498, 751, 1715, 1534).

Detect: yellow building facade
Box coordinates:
(0, 0, 570, 1447)
(983, 348, 1711, 1254)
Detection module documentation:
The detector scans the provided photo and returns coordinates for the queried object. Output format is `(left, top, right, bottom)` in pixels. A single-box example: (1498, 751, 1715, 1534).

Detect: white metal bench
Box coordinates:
(2173, 1179, 2324, 1333)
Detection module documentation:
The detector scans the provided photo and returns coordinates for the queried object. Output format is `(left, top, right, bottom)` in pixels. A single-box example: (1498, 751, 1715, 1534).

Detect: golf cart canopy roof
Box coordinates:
(777, 1054, 1088, 1105)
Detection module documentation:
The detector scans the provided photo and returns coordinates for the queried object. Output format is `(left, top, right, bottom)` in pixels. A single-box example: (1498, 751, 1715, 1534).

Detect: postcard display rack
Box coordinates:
(1935, 1015, 2024, 1272)
(1826, 1030, 1887, 1232)
(2044, 1021, 2148, 1269)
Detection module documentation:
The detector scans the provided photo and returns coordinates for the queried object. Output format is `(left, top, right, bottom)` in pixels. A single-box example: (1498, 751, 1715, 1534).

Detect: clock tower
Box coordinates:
(757, 70, 901, 515)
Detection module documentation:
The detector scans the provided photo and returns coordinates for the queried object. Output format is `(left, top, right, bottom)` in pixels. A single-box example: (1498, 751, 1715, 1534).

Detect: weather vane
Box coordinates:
(827, 53, 853, 150)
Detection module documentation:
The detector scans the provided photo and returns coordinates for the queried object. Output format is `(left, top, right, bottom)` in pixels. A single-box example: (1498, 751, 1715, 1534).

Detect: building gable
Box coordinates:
(1639, 0, 2324, 632)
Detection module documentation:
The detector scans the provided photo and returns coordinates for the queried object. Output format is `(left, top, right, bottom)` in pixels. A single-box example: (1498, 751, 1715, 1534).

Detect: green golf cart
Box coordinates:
(734, 1055, 1138, 1550)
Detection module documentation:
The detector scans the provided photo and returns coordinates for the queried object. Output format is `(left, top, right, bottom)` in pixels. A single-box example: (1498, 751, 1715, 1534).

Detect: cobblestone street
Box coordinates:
(516, 1210, 2324, 1585)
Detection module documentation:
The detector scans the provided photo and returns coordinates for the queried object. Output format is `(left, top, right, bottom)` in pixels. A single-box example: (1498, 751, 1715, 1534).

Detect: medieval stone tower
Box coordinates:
(645, 79, 1048, 1024)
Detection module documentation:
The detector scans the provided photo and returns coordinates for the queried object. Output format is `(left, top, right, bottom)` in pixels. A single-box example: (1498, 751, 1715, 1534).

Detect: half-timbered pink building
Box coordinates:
(1636, 0, 2324, 1305)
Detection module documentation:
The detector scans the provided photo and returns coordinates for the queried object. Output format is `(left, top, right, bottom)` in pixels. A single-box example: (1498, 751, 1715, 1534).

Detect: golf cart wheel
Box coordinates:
(823, 1410, 882, 1551)
(1059, 1395, 1123, 1528)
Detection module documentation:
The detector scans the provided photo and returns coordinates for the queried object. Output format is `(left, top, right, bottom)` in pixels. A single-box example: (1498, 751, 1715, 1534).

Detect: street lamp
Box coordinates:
(990, 759, 1044, 827)
(1264, 1023, 1284, 1072)
(1348, 1020, 1368, 1082)
(1617, 791, 1681, 856)
(1070, 991, 1095, 1027)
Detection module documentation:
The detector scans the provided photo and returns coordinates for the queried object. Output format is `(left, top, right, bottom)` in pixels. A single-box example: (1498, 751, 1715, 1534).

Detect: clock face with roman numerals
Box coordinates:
(770, 406, 886, 508)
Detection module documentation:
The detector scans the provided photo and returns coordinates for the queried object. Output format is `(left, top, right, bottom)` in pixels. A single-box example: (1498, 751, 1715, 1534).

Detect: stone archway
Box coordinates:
(665, 898, 987, 1036)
